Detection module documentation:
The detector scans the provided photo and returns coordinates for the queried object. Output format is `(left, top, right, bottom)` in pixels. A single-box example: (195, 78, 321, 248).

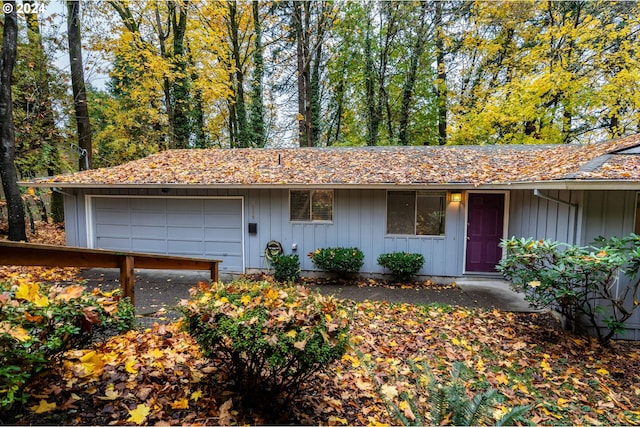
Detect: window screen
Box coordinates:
(387, 191, 446, 235)
(417, 191, 446, 235)
(290, 190, 333, 222)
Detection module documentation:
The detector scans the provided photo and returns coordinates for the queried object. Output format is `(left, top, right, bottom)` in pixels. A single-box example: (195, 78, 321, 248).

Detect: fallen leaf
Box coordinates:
(127, 403, 151, 425)
(380, 384, 398, 400)
(218, 398, 234, 426)
(170, 398, 189, 409)
(97, 384, 119, 401)
(190, 390, 203, 401)
(125, 356, 138, 374)
(31, 399, 56, 414)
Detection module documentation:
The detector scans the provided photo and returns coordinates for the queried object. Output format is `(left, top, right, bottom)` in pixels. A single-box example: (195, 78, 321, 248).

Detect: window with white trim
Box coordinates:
(386, 191, 446, 235)
(290, 189, 333, 222)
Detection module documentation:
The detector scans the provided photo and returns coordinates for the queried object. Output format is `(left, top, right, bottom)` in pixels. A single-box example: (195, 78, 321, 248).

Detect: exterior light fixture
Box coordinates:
(450, 191, 462, 203)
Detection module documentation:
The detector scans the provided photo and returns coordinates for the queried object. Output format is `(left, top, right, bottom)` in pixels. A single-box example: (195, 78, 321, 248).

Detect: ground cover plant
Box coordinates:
(3, 223, 640, 425)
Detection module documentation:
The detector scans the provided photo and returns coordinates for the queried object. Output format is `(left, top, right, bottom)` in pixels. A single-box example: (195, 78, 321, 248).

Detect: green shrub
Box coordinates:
(0, 280, 134, 413)
(498, 234, 640, 346)
(272, 254, 301, 283)
(377, 252, 425, 282)
(180, 280, 350, 411)
(308, 247, 364, 277)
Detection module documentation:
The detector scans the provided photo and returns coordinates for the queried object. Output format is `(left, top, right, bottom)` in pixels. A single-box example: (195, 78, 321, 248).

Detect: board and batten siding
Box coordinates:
(244, 188, 464, 276)
(508, 189, 581, 245)
(581, 190, 636, 244)
(581, 190, 640, 340)
(62, 187, 466, 277)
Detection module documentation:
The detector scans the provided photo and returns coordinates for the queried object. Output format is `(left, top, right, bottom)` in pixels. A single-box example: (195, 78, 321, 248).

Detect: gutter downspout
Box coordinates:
(533, 189, 580, 245)
(533, 189, 578, 208)
(52, 187, 75, 197)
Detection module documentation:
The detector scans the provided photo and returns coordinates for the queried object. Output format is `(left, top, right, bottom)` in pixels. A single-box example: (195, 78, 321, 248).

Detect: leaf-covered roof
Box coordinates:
(35, 134, 640, 188)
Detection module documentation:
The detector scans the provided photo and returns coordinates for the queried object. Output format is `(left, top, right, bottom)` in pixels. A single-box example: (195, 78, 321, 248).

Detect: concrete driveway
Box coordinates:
(80, 269, 534, 325)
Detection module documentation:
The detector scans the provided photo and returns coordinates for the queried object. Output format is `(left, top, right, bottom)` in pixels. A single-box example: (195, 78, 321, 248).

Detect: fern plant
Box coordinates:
(383, 360, 529, 426)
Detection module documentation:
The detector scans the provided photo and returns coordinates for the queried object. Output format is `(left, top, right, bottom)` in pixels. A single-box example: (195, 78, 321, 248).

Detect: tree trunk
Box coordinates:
(108, 0, 139, 33)
(302, 3, 313, 147)
(67, 0, 92, 170)
(435, 0, 447, 145)
(228, 1, 249, 148)
(0, 1, 27, 241)
(399, 1, 429, 146)
(378, 2, 396, 142)
(249, 0, 266, 147)
(293, 1, 307, 146)
(364, 11, 377, 146)
(154, 2, 176, 149)
(310, 2, 330, 148)
(171, 0, 190, 148)
(189, 46, 206, 148)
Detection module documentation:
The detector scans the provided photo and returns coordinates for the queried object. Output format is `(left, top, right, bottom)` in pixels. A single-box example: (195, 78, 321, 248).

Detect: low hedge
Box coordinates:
(377, 252, 425, 282)
(309, 247, 364, 277)
(272, 254, 301, 283)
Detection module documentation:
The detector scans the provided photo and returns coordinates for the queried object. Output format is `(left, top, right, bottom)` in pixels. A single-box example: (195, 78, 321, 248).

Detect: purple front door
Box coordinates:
(465, 193, 505, 273)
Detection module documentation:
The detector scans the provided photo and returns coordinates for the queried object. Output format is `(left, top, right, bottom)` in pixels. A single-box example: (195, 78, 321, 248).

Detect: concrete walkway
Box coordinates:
(81, 268, 533, 319)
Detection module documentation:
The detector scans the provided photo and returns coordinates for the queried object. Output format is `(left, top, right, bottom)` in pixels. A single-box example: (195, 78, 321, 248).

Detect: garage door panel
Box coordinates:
(168, 227, 204, 240)
(205, 241, 242, 255)
(96, 223, 129, 237)
(168, 240, 204, 255)
(95, 198, 130, 209)
(132, 225, 166, 239)
(167, 212, 202, 225)
(96, 210, 130, 225)
(96, 236, 130, 251)
(93, 197, 243, 272)
(131, 199, 166, 210)
(205, 227, 241, 241)
(168, 199, 203, 211)
(204, 214, 241, 228)
(204, 200, 241, 213)
(132, 239, 167, 254)
(131, 212, 166, 226)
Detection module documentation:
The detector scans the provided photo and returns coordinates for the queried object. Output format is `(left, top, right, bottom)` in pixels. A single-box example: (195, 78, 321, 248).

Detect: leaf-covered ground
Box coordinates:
(10, 301, 640, 426)
(3, 223, 640, 425)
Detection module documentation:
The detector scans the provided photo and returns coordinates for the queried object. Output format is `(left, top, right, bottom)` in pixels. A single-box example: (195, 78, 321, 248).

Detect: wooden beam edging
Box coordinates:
(0, 241, 222, 305)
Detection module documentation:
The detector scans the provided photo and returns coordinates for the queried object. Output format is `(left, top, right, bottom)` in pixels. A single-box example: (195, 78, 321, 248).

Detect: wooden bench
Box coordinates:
(0, 241, 221, 305)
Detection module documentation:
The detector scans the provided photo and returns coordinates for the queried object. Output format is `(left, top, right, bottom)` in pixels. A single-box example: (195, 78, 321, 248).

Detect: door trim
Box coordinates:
(462, 190, 510, 275)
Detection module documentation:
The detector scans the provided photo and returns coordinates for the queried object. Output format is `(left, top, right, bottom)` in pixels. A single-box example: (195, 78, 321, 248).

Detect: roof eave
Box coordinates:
(508, 180, 640, 190)
(21, 179, 640, 191)
(23, 181, 485, 190)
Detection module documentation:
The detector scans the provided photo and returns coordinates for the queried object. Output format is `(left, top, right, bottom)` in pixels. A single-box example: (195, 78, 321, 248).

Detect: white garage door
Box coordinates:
(91, 197, 243, 272)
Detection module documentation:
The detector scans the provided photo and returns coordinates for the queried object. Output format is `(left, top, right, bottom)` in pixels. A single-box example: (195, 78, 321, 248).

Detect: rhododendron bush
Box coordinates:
(498, 234, 640, 346)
